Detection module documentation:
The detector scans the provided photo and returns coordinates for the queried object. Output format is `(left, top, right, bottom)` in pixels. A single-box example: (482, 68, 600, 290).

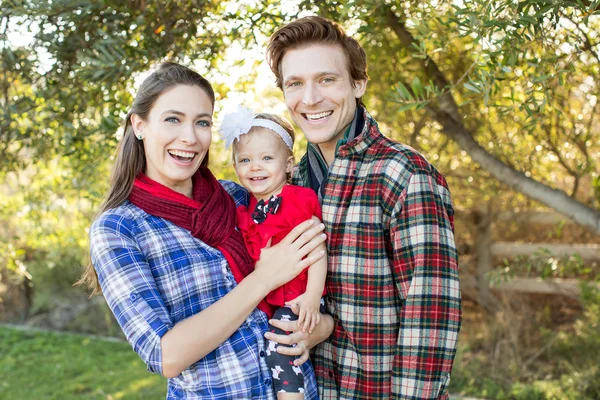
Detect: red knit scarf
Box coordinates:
(129, 167, 272, 315)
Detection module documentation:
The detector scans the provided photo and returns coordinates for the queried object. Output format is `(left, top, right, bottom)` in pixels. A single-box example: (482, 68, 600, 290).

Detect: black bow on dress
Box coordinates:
(252, 195, 282, 224)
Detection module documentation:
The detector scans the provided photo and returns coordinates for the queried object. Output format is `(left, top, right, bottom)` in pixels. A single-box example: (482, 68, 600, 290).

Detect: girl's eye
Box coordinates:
(196, 120, 211, 127)
(263, 156, 273, 161)
(238, 158, 249, 163)
(165, 116, 179, 123)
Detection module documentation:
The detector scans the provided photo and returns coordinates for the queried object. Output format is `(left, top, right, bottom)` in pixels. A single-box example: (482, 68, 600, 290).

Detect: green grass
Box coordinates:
(0, 326, 166, 400)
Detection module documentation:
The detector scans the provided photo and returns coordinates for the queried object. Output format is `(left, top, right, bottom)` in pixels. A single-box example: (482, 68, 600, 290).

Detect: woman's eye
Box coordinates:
(165, 117, 179, 123)
(196, 120, 211, 127)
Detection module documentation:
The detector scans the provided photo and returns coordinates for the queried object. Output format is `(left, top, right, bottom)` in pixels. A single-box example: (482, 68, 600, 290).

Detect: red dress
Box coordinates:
(236, 185, 325, 318)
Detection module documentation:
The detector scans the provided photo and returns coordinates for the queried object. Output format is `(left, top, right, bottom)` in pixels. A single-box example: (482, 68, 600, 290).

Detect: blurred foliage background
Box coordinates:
(1, 0, 599, 399)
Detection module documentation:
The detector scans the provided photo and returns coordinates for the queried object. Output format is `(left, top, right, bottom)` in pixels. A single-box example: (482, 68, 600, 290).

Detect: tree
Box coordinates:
(301, 0, 600, 233)
(1, 0, 599, 233)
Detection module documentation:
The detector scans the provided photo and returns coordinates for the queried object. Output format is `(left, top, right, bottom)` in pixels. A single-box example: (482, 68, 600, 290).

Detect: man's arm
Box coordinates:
(389, 170, 461, 399)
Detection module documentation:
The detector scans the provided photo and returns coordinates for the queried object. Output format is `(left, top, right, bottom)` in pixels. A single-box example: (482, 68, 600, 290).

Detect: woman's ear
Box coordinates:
(130, 114, 145, 139)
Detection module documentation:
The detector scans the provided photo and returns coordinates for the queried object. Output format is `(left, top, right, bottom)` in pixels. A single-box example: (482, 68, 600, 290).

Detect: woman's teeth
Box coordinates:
(168, 150, 195, 160)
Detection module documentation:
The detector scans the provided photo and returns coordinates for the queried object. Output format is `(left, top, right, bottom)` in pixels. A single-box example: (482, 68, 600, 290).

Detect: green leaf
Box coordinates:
(532, 74, 552, 83)
(411, 77, 424, 100)
(394, 82, 413, 102)
(397, 103, 419, 112)
(464, 82, 481, 93)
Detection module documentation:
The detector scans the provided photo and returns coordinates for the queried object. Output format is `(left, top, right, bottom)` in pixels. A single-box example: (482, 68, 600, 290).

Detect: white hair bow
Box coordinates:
(218, 105, 293, 150)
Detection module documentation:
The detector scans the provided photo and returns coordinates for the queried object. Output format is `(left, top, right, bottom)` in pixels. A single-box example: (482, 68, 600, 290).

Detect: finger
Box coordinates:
(298, 307, 307, 328)
(295, 248, 326, 271)
(269, 318, 297, 332)
(295, 235, 327, 264)
(279, 219, 316, 245)
(293, 348, 310, 366)
(265, 331, 293, 346)
(277, 341, 305, 357)
(302, 313, 311, 332)
(297, 312, 305, 327)
(292, 224, 326, 253)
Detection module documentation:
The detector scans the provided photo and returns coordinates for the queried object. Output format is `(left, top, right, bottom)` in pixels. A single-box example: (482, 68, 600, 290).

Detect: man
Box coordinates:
(266, 16, 461, 399)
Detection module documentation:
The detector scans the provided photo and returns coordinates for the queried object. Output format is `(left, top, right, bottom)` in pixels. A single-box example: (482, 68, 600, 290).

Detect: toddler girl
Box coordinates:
(220, 106, 327, 399)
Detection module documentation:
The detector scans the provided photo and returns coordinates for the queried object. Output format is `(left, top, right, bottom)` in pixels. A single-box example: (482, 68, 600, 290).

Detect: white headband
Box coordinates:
(219, 105, 294, 150)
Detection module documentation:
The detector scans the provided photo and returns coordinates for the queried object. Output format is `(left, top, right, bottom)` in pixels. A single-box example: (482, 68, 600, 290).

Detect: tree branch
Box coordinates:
(560, 11, 600, 62)
(383, 5, 600, 234)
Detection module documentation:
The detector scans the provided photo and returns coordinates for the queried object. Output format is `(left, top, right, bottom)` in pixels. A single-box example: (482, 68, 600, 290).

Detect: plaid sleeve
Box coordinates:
(219, 179, 249, 207)
(390, 170, 461, 399)
(90, 212, 173, 375)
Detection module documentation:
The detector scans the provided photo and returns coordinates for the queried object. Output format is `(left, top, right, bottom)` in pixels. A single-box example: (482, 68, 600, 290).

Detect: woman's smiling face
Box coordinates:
(132, 84, 213, 196)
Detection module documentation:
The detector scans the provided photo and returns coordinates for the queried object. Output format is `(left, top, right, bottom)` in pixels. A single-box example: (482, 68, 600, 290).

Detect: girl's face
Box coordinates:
(131, 85, 213, 196)
(233, 128, 294, 201)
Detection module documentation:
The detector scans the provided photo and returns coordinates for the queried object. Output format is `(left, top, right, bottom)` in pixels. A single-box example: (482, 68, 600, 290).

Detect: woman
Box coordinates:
(80, 62, 332, 399)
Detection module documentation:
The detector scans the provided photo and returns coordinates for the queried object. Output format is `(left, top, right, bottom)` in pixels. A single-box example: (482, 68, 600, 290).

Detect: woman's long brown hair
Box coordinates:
(77, 62, 214, 294)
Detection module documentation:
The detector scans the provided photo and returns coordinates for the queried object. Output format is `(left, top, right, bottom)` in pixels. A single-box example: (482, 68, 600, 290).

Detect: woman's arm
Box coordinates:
(160, 218, 327, 378)
(93, 213, 326, 379)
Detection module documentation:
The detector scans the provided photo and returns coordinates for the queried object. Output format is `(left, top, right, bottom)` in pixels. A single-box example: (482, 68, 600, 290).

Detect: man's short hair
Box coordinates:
(267, 16, 368, 91)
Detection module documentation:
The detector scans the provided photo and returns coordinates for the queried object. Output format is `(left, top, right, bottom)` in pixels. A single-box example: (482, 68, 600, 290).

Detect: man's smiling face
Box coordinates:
(281, 44, 366, 155)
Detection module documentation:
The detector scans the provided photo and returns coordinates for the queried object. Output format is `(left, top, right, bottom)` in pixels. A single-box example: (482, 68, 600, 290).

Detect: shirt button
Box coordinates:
(259, 350, 265, 357)
(129, 293, 138, 302)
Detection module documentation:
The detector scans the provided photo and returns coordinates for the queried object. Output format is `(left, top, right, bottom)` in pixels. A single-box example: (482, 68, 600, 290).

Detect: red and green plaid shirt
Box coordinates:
(292, 109, 461, 399)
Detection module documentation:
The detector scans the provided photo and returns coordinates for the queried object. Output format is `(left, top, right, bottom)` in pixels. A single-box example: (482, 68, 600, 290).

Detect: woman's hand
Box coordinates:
(264, 312, 334, 366)
(253, 218, 326, 292)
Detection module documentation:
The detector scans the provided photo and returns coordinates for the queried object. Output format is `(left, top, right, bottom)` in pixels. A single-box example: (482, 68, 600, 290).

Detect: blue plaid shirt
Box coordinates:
(90, 180, 318, 400)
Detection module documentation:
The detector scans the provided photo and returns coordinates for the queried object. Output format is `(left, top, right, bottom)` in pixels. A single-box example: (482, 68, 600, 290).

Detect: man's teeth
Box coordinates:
(305, 111, 332, 121)
(169, 150, 195, 159)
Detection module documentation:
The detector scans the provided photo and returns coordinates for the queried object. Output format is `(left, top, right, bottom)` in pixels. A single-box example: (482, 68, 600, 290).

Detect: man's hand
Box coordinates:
(264, 312, 334, 366)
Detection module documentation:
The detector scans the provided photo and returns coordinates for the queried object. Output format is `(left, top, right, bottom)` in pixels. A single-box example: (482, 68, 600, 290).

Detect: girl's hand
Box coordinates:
(286, 294, 321, 334)
(253, 218, 326, 292)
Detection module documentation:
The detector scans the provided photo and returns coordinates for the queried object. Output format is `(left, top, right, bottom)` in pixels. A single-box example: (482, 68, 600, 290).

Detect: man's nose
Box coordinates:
(302, 83, 323, 106)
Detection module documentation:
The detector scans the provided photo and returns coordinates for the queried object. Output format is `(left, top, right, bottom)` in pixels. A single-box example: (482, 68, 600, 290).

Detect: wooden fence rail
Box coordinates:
(459, 208, 599, 308)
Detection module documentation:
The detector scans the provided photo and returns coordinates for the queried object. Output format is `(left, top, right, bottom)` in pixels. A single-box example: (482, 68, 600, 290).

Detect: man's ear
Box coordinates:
(353, 79, 367, 98)
(130, 114, 145, 139)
